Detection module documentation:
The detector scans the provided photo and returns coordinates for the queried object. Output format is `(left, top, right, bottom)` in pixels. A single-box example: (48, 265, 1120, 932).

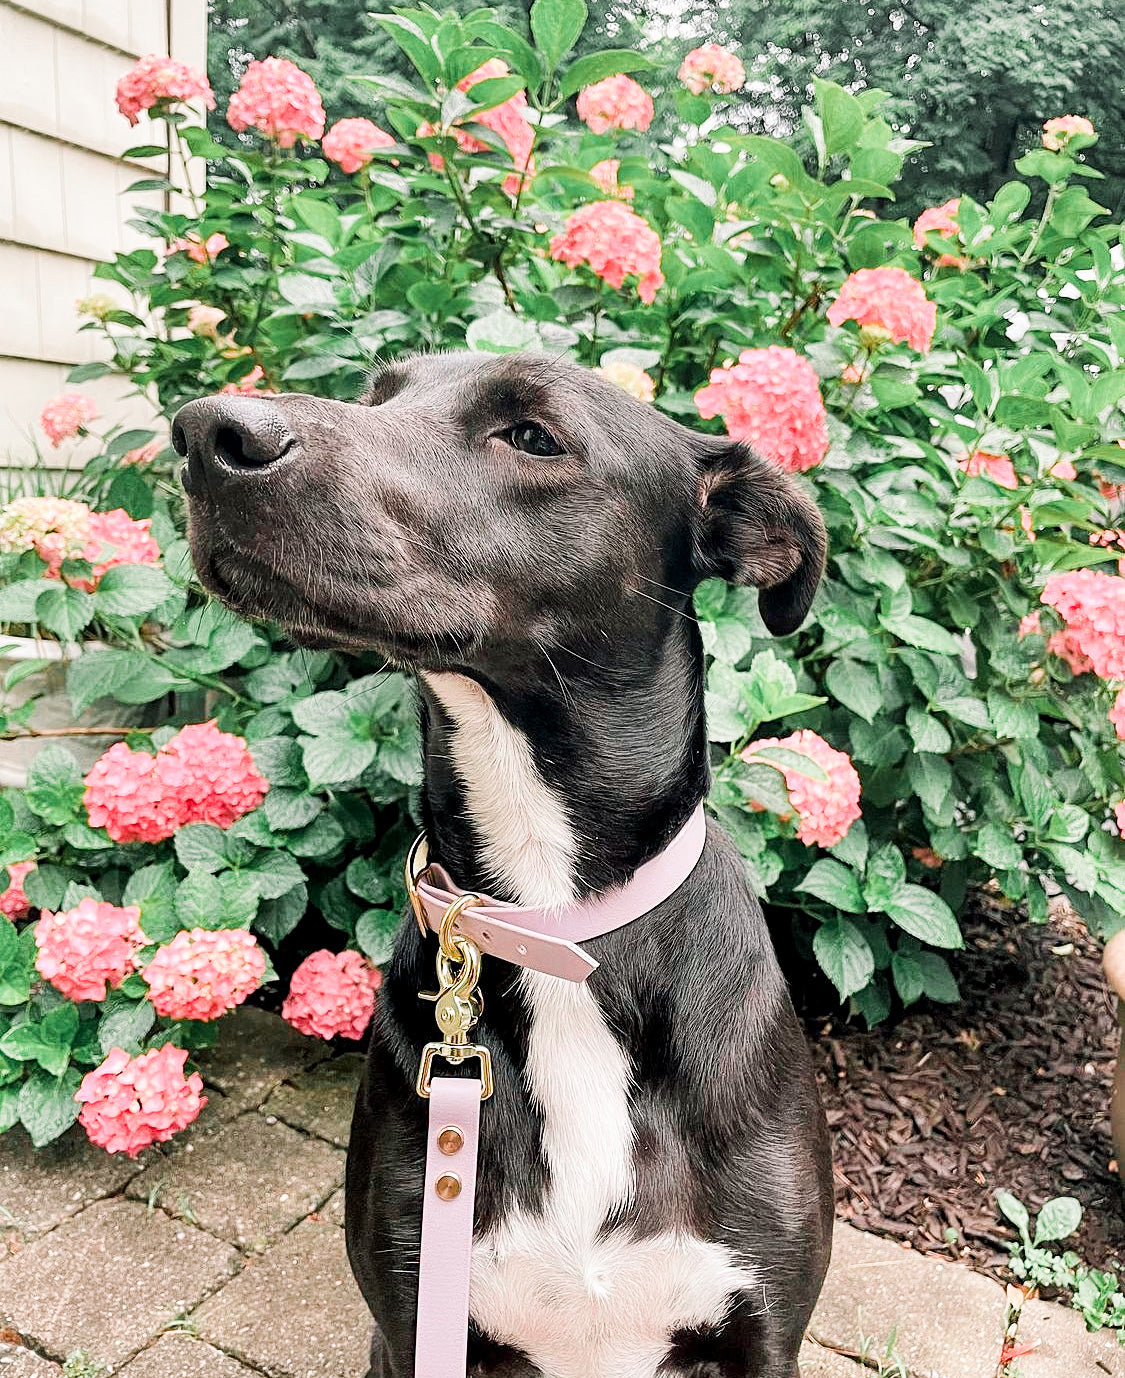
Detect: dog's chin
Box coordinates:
(199, 549, 473, 669)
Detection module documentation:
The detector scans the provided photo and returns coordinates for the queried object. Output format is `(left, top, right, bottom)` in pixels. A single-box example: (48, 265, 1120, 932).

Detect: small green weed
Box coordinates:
(62, 1352, 106, 1378)
(997, 1191, 1125, 1338)
(857, 1322, 910, 1376)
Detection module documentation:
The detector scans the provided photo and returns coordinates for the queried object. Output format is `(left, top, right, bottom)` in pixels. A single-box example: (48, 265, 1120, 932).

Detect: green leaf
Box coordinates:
(531, 0, 586, 67)
(124, 862, 178, 945)
(796, 859, 865, 913)
(249, 737, 307, 788)
(915, 951, 960, 1003)
(974, 822, 1023, 871)
(301, 736, 377, 787)
(699, 613, 753, 664)
(243, 851, 306, 901)
(814, 77, 865, 156)
(18, 1067, 81, 1147)
(556, 49, 654, 100)
(98, 994, 155, 1056)
(290, 195, 343, 246)
(891, 951, 924, 1006)
(863, 844, 906, 910)
(93, 564, 173, 617)
(825, 659, 882, 723)
(1, 1003, 79, 1076)
(0, 918, 35, 1006)
(0, 1083, 19, 1133)
(749, 745, 830, 782)
(0, 579, 49, 622)
(346, 856, 393, 905)
(1034, 1196, 1082, 1246)
(906, 706, 952, 755)
(883, 885, 963, 949)
(813, 918, 874, 999)
(881, 614, 963, 656)
(465, 309, 540, 354)
(67, 649, 144, 714)
(26, 744, 84, 825)
(254, 884, 307, 946)
(355, 908, 400, 966)
(996, 1190, 1031, 1242)
(175, 869, 222, 929)
(34, 583, 94, 641)
(173, 824, 230, 874)
(264, 788, 323, 832)
(23, 864, 77, 912)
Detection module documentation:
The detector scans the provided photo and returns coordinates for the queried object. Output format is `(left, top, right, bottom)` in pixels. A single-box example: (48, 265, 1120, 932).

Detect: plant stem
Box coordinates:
(0, 725, 155, 739)
(1020, 182, 1060, 266)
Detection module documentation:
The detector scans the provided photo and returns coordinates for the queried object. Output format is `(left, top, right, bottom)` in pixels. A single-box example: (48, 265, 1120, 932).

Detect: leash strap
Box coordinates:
(414, 1075, 482, 1378)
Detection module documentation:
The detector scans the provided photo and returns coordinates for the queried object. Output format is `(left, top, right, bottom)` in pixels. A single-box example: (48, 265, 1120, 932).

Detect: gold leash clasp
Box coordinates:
(416, 891, 493, 1101)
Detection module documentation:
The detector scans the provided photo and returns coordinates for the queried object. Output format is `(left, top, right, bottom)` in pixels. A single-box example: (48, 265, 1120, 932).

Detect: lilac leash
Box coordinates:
(405, 805, 707, 1378)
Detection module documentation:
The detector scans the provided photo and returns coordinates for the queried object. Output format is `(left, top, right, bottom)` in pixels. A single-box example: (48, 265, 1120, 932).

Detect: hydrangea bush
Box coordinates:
(1, 0, 1124, 1151)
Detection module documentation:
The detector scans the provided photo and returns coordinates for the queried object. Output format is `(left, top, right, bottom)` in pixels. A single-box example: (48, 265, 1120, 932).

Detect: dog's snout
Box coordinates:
(174, 395, 295, 493)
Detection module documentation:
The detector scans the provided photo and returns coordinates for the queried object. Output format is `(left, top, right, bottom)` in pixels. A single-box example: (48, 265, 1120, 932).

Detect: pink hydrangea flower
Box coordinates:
(589, 159, 633, 200)
(826, 267, 937, 352)
(115, 53, 215, 125)
(549, 200, 664, 302)
(741, 729, 862, 848)
(220, 365, 268, 395)
(1040, 569, 1125, 679)
(122, 440, 163, 468)
(71, 509, 161, 591)
(1116, 801, 1125, 838)
(840, 362, 866, 385)
(1051, 458, 1077, 481)
(0, 862, 35, 920)
(1018, 610, 1042, 639)
(322, 118, 395, 174)
(226, 57, 325, 147)
(1110, 689, 1125, 742)
(143, 928, 266, 1022)
(187, 304, 227, 338)
(694, 346, 829, 473)
(576, 75, 654, 134)
(678, 44, 746, 95)
(34, 899, 146, 1002)
(76, 1045, 205, 1156)
(168, 232, 229, 265)
(418, 61, 534, 197)
(959, 449, 1018, 490)
(596, 360, 655, 402)
(912, 197, 968, 268)
(40, 393, 98, 446)
(1042, 116, 1095, 150)
(912, 846, 944, 869)
(0, 496, 92, 573)
(282, 950, 381, 1041)
(83, 720, 268, 843)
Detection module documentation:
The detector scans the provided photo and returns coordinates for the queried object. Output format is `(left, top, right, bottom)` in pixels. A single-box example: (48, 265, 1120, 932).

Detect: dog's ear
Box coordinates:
(693, 437, 827, 636)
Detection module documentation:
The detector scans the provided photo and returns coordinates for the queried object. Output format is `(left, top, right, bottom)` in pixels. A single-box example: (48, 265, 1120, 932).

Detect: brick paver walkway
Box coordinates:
(0, 1007, 1120, 1378)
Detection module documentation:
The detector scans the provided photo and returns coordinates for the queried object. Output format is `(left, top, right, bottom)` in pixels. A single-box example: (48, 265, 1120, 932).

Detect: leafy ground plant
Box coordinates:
(1, 0, 1125, 1153)
(998, 1190, 1125, 1339)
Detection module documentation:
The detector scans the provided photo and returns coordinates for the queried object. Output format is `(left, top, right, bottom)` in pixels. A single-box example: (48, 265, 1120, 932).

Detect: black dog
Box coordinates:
(176, 352, 833, 1378)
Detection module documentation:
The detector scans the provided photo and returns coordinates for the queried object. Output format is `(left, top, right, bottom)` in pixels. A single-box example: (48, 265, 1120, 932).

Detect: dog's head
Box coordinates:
(176, 351, 826, 667)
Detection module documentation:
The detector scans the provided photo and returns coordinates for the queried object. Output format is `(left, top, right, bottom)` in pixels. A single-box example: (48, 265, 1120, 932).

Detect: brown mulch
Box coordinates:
(804, 892, 1125, 1281)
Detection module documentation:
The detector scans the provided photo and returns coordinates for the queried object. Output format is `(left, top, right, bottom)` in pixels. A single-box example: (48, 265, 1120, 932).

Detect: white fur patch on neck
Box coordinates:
(422, 672, 578, 910)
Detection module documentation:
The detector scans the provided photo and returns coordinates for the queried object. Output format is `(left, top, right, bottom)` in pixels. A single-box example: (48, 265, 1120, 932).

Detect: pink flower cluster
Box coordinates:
(741, 729, 862, 848)
(34, 899, 146, 1002)
(282, 950, 381, 1041)
(322, 118, 395, 174)
(227, 57, 325, 147)
(1040, 569, 1125, 679)
(0, 862, 35, 920)
(959, 449, 1018, 490)
(77, 1045, 205, 1156)
(596, 360, 655, 402)
(589, 159, 633, 200)
(0, 496, 92, 571)
(1042, 115, 1095, 150)
(678, 44, 746, 95)
(912, 197, 968, 268)
(827, 267, 937, 353)
(549, 200, 664, 303)
(83, 720, 269, 844)
(1110, 688, 1125, 742)
(143, 928, 266, 1022)
(694, 346, 829, 473)
(40, 393, 98, 446)
(169, 232, 229, 264)
(577, 75, 654, 134)
(115, 54, 215, 125)
(77, 509, 161, 589)
(420, 61, 534, 197)
(221, 364, 269, 395)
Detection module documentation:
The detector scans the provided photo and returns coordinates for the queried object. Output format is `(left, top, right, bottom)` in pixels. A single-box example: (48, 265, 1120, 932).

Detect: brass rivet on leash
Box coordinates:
(437, 1126, 464, 1155)
(435, 1173, 462, 1201)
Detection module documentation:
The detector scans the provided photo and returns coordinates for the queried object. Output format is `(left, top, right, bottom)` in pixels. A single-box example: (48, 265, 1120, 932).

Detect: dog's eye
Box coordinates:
(503, 422, 563, 457)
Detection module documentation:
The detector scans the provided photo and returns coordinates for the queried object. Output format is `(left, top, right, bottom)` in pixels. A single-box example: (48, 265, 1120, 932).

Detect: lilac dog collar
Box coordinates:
(406, 803, 708, 1378)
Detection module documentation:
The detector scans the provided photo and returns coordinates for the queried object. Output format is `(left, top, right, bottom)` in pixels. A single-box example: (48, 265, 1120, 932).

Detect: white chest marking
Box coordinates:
(422, 672, 578, 910)
(421, 672, 754, 1377)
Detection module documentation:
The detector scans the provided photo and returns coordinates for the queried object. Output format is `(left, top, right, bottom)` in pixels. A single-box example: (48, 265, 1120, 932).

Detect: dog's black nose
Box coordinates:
(174, 395, 295, 494)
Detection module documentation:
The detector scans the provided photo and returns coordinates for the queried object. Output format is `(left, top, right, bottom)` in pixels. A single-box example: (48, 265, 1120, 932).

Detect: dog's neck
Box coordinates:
(417, 616, 708, 907)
